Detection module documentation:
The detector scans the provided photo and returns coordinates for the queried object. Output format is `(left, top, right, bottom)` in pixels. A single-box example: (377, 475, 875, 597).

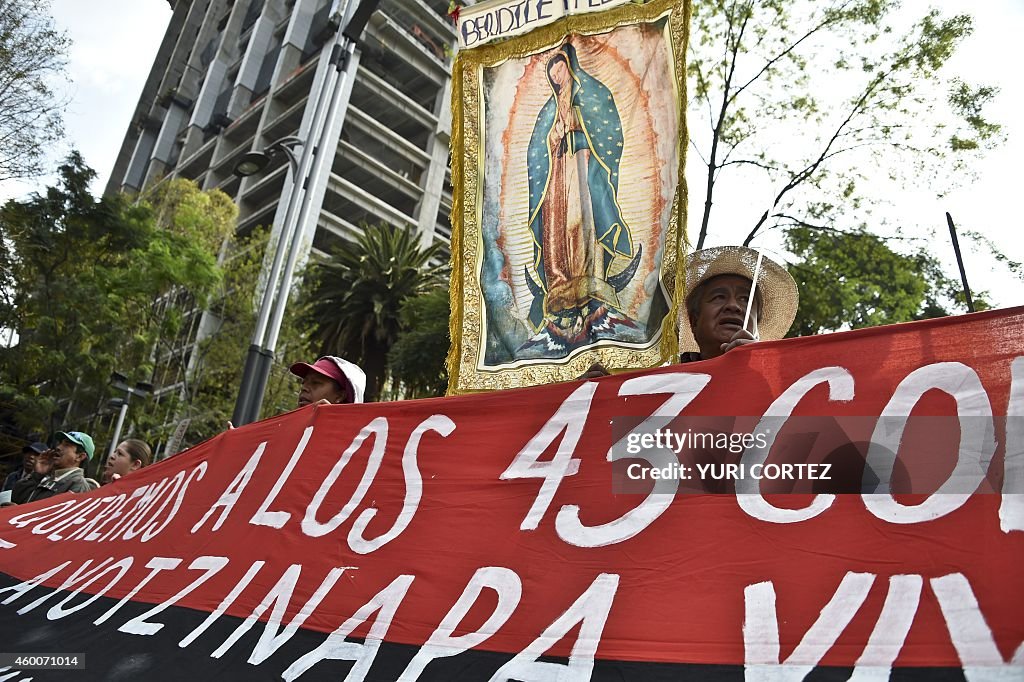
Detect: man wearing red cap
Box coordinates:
(289, 356, 367, 407)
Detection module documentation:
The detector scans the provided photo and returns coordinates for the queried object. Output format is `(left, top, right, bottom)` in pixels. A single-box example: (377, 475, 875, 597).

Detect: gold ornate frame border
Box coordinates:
(447, 0, 691, 394)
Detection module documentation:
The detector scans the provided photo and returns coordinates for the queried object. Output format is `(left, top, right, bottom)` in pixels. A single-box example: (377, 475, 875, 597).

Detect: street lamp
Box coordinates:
(230, 134, 311, 428)
(107, 372, 153, 460)
(234, 153, 271, 177)
(234, 135, 303, 178)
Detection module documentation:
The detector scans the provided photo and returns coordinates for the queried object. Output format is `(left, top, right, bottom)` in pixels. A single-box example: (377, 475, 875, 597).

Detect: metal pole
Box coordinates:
(264, 40, 354, 355)
(945, 212, 975, 313)
(250, 143, 303, 345)
(239, 0, 376, 424)
(245, 347, 276, 424)
(248, 40, 357, 423)
(232, 22, 345, 426)
(232, 143, 304, 426)
(246, 6, 360, 423)
(231, 343, 262, 426)
(108, 400, 129, 459)
(264, 2, 359, 356)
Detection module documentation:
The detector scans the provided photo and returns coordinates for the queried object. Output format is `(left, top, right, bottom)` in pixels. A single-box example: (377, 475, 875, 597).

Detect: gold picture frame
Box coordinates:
(448, 0, 691, 393)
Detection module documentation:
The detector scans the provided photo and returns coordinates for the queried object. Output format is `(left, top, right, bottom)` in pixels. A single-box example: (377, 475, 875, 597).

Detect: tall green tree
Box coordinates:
(0, 153, 234, 447)
(170, 226, 314, 443)
(0, 0, 69, 181)
(688, 0, 1001, 249)
(786, 226, 990, 337)
(304, 223, 445, 401)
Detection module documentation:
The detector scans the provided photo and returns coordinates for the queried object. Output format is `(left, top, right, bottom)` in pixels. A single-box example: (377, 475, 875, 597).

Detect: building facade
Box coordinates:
(106, 0, 456, 413)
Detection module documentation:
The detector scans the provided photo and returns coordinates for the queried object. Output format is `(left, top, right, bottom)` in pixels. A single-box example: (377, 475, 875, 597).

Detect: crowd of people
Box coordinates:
(2, 246, 796, 507)
(0, 432, 151, 505)
(1, 349, 369, 507)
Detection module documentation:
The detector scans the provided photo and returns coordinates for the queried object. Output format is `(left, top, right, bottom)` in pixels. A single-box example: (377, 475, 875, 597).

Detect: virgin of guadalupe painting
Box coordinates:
(448, 0, 688, 392)
(522, 42, 642, 353)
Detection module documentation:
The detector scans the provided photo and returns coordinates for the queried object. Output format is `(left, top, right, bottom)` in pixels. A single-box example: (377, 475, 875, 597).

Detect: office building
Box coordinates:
(105, 0, 456, 404)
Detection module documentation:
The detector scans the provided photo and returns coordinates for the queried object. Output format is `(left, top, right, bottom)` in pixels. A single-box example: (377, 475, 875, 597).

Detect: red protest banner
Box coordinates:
(0, 307, 1021, 680)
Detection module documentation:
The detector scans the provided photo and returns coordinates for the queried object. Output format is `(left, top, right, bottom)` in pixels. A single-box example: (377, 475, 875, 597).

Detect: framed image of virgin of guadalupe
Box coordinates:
(448, 0, 690, 392)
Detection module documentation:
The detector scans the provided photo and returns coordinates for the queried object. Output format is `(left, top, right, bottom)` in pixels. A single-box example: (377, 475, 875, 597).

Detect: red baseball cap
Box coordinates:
(288, 356, 366, 404)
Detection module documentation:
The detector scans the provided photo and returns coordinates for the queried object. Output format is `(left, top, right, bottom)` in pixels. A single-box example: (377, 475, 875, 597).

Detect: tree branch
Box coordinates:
(729, 0, 855, 107)
(699, 0, 754, 249)
(743, 67, 891, 246)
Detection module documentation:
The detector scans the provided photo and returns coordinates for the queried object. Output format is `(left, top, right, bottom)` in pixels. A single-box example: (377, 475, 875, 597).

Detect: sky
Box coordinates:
(684, 0, 1024, 310)
(2, 0, 1021, 308)
(919, 0, 1024, 309)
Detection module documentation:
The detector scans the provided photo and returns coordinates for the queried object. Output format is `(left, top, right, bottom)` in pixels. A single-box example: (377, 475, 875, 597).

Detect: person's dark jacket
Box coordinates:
(2, 469, 29, 492)
(11, 467, 92, 504)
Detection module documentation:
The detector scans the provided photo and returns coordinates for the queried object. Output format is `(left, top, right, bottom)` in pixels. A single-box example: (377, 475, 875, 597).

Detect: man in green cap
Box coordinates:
(11, 431, 96, 504)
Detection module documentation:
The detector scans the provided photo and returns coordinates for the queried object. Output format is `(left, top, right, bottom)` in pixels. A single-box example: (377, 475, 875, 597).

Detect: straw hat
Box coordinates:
(679, 246, 799, 353)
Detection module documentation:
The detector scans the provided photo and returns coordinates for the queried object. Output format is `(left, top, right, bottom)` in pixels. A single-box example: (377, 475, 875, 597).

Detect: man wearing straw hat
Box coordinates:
(680, 246, 799, 362)
(578, 246, 797, 378)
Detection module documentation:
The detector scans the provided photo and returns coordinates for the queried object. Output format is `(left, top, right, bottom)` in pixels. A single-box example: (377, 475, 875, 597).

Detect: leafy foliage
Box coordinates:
(688, 0, 1002, 248)
(388, 286, 451, 398)
(157, 226, 314, 444)
(303, 224, 445, 401)
(0, 0, 69, 181)
(0, 154, 241, 455)
(786, 226, 990, 337)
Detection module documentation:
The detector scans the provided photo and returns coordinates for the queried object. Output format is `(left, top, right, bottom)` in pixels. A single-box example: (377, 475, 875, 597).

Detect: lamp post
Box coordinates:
(107, 372, 153, 460)
(231, 136, 305, 427)
(229, 0, 380, 426)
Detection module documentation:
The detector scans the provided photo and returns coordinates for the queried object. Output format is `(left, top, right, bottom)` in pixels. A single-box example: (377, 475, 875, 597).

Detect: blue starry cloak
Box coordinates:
(525, 42, 635, 330)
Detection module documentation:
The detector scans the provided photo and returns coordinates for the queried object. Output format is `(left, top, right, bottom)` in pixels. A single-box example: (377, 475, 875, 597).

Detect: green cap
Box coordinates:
(57, 431, 96, 461)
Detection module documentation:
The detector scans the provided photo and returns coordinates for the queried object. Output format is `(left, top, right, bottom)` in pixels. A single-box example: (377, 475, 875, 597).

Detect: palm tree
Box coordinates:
(305, 223, 446, 400)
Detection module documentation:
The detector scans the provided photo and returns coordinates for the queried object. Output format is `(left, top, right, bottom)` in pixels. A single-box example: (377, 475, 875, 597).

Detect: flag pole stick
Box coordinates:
(743, 250, 764, 338)
(945, 212, 975, 313)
